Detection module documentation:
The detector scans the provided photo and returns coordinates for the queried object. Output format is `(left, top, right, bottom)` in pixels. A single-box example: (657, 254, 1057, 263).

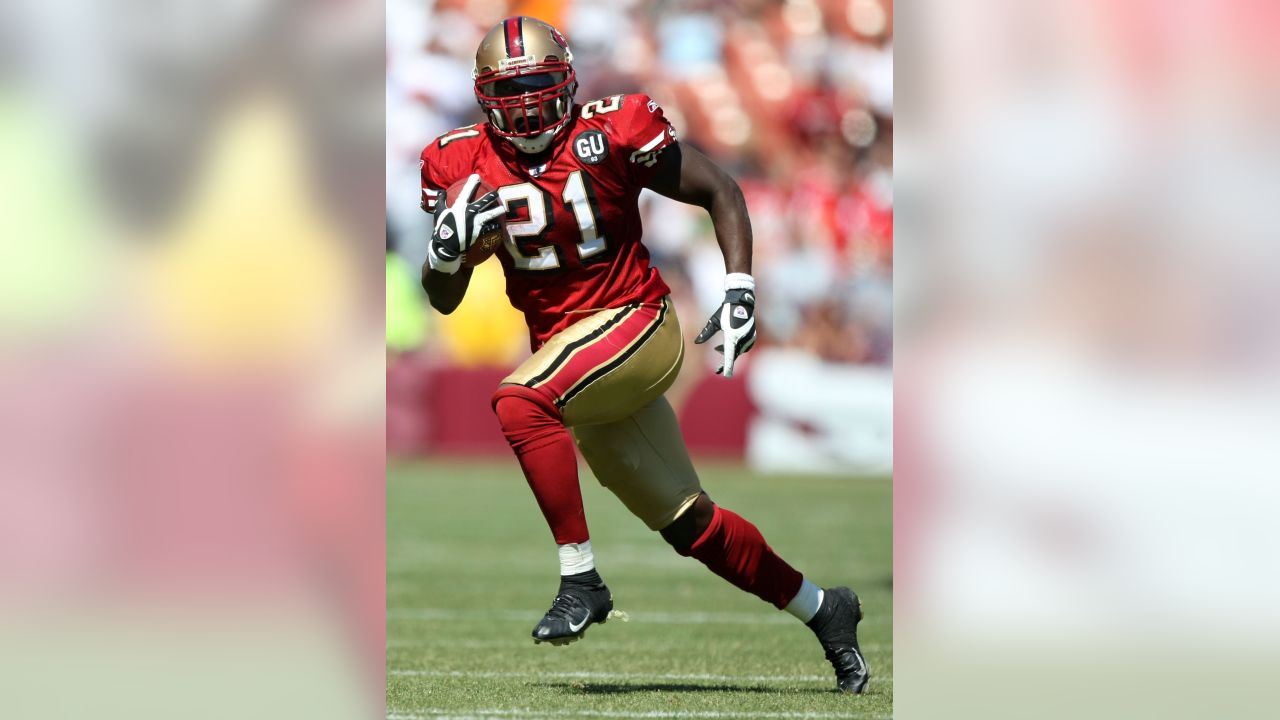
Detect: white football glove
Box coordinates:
(694, 273, 757, 378)
(427, 173, 504, 274)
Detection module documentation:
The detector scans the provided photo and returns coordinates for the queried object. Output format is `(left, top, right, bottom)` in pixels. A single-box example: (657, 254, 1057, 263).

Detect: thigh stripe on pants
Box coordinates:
(555, 299, 669, 409)
(523, 305, 641, 390)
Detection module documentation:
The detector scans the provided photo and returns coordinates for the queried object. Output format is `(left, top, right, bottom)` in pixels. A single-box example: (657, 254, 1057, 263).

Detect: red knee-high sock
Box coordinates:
(681, 505, 804, 609)
(492, 385, 588, 545)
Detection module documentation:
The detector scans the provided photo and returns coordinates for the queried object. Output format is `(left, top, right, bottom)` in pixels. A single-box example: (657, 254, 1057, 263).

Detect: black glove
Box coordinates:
(428, 173, 504, 273)
(694, 274, 757, 377)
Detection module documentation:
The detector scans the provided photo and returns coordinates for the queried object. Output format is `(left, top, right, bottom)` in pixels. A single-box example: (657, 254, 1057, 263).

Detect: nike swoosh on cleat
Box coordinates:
(567, 611, 590, 633)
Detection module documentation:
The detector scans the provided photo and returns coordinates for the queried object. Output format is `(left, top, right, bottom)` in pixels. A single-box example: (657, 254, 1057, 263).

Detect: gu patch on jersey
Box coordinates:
(573, 130, 609, 165)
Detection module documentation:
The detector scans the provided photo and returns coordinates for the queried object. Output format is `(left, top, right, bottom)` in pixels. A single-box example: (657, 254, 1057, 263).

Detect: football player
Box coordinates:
(419, 16, 869, 693)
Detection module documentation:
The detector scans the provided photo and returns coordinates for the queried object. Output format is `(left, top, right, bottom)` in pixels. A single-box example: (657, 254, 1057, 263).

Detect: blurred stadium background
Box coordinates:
(386, 0, 893, 473)
(6, 0, 1280, 718)
(2, 1, 384, 718)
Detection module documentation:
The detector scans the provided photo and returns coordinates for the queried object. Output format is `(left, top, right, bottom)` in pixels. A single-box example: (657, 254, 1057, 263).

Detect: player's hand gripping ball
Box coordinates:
(443, 175, 507, 267)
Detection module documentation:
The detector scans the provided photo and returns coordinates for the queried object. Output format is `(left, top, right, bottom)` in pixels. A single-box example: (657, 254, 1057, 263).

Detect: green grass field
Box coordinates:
(387, 459, 892, 719)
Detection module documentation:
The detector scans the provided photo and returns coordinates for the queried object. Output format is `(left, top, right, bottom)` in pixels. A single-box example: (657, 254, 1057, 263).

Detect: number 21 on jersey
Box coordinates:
(497, 170, 607, 272)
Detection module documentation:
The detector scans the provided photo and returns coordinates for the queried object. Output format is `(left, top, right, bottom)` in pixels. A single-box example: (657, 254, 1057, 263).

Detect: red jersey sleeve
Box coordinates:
(612, 94, 679, 186)
(419, 124, 486, 212)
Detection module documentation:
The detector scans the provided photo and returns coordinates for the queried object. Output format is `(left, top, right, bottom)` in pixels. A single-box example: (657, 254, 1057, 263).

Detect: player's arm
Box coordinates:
(645, 144, 757, 377)
(422, 263, 473, 315)
(420, 188, 474, 315)
(644, 144, 752, 275)
(419, 173, 502, 314)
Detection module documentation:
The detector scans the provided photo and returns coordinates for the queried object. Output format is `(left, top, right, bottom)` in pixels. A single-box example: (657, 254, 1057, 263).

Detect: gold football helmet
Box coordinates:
(474, 17, 578, 154)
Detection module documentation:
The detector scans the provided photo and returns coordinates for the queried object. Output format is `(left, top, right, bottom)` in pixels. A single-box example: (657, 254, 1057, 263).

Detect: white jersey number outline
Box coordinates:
(497, 171, 608, 272)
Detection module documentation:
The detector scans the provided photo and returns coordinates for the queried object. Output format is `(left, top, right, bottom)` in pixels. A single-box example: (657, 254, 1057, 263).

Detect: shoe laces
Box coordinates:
(545, 591, 587, 621)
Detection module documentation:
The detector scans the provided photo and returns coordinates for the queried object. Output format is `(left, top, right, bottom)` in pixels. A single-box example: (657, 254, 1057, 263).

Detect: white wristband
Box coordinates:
(724, 273, 755, 292)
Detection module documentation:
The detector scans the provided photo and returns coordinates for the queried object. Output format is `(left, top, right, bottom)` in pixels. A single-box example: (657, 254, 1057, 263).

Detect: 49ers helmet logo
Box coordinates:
(550, 27, 570, 51)
(573, 130, 609, 165)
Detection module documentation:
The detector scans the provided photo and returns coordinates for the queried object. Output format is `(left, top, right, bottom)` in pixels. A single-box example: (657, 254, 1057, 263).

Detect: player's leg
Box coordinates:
(573, 396, 870, 693)
(492, 383, 587, 546)
(660, 493, 870, 693)
(491, 380, 611, 646)
(573, 397, 808, 609)
(492, 298, 681, 644)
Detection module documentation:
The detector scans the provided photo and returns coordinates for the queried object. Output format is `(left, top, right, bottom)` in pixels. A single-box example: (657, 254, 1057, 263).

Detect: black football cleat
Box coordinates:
(807, 586, 870, 693)
(531, 572, 613, 646)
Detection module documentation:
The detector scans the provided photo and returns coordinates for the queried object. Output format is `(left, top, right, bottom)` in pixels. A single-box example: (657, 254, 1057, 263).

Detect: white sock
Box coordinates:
(558, 541, 595, 576)
(784, 578, 824, 623)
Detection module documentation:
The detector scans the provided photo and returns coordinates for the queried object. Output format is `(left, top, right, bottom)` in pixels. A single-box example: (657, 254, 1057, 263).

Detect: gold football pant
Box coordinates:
(500, 297, 703, 530)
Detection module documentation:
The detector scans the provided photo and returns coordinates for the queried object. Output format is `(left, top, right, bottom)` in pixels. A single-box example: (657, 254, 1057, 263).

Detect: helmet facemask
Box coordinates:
(475, 62, 577, 154)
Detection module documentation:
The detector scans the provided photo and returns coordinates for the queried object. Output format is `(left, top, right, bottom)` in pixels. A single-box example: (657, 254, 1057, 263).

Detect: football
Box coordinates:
(444, 176, 507, 267)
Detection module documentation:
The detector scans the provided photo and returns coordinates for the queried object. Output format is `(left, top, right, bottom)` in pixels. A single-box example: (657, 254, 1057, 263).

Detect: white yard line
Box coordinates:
(388, 669, 892, 685)
(387, 638, 890, 652)
(389, 709, 889, 720)
(390, 669, 831, 683)
(390, 608, 799, 625)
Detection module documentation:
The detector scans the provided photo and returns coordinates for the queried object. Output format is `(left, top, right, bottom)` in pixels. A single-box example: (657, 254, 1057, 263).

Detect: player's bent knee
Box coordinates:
(491, 384, 562, 435)
(660, 493, 716, 555)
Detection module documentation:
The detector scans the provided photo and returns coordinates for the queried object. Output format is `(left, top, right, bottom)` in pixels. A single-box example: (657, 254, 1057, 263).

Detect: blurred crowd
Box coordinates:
(387, 0, 893, 369)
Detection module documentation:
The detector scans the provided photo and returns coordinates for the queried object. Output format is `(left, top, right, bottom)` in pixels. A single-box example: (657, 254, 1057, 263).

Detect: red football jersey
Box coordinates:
(421, 93, 676, 349)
